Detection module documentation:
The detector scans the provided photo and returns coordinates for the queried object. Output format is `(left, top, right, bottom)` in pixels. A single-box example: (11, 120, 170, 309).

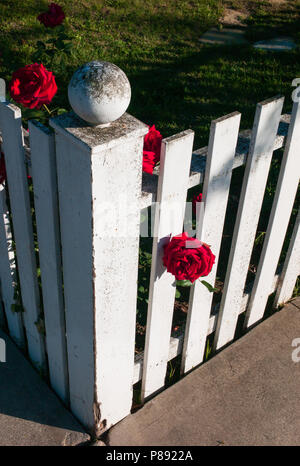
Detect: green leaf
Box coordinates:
(205, 339, 212, 360)
(201, 280, 218, 293)
(56, 108, 68, 115)
(176, 280, 193, 287)
(175, 289, 181, 299)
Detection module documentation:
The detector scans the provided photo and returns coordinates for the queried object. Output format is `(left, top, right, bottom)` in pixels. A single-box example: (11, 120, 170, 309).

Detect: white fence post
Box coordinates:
(0, 103, 46, 369)
(214, 96, 284, 351)
(0, 184, 25, 347)
(181, 112, 241, 374)
(245, 100, 300, 327)
(28, 120, 69, 403)
(50, 109, 148, 435)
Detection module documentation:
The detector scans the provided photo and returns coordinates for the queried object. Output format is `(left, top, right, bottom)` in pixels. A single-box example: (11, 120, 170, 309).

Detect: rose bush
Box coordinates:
(9, 63, 57, 109)
(163, 232, 215, 283)
(37, 3, 65, 28)
(143, 125, 162, 174)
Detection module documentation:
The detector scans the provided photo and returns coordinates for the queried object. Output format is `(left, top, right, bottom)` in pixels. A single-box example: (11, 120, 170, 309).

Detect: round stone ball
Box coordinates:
(68, 61, 131, 126)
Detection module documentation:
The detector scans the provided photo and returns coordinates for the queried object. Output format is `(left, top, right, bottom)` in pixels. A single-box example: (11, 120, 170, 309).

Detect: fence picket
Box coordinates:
(0, 78, 5, 102)
(28, 120, 69, 403)
(0, 103, 45, 369)
(141, 130, 194, 401)
(181, 112, 241, 374)
(214, 96, 284, 351)
(0, 184, 24, 346)
(274, 209, 300, 307)
(245, 101, 300, 327)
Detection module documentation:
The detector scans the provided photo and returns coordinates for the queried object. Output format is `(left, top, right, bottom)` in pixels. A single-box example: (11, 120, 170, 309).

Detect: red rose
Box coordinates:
(0, 152, 6, 184)
(9, 63, 57, 109)
(144, 125, 162, 160)
(192, 192, 203, 213)
(142, 150, 157, 174)
(163, 232, 215, 283)
(37, 3, 65, 28)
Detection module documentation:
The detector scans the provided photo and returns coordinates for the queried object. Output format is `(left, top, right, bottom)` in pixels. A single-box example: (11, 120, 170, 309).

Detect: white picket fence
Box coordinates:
(0, 81, 299, 437)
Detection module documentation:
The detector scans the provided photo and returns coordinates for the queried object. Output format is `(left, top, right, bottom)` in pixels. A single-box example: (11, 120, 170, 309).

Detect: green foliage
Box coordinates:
(176, 280, 193, 287)
(201, 280, 218, 293)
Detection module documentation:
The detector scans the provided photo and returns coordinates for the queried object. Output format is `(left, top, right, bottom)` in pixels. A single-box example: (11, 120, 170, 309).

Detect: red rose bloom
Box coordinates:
(9, 63, 57, 109)
(163, 232, 215, 283)
(0, 152, 6, 184)
(37, 3, 65, 28)
(192, 192, 203, 213)
(142, 124, 162, 173)
(142, 150, 157, 174)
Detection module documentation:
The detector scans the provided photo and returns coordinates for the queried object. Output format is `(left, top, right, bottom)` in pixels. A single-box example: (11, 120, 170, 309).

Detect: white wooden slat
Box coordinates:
(133, 270, 281, 384)
(0, 184, 25, 346)
(214, 96, 284, 351)
(0, 302, 5, 329)
(0, 79, 5, 102)
(140, 114, 290, 210)
(245, 101, 300, 327)
(0, 102, 45, 369)
(141, 130, 194, 401)
(50, 111, 148, 435)
(28, 120, 69, 403)
(274, 209, 300, 307)
(181, 112, 241, 374)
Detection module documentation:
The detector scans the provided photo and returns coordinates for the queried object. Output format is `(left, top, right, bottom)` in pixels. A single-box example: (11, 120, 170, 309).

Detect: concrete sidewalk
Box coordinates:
(108, 298, 300, 446)
(0, 328, 90, 446)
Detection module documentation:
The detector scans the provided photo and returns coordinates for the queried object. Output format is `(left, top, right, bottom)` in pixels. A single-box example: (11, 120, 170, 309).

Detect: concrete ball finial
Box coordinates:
(68, 61, 131, 126)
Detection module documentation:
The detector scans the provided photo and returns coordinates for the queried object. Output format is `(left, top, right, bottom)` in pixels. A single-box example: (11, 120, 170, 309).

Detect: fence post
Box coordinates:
(50, 64, 148, 435)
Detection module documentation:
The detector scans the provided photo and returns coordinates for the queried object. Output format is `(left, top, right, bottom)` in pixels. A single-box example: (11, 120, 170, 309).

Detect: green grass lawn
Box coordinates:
(0, 0, 299, 146)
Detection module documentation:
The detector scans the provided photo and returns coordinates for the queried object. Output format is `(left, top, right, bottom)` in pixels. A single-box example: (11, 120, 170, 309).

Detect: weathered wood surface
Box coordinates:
(181, 112, 241, 374)
(213, 96, 284, 351)
(274, 209, 300, 307)
(51, 111, 148, 434)
(0, 114, 290, 211)
(141, 130, 194, 401)
(0, 184, 24, 347)
(245, 100, 300, 327)
(29, 120, 69, 403)
(0, 102, 45, 368)
(133, 271, 281, 384)
(140, 114, 290, 208)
